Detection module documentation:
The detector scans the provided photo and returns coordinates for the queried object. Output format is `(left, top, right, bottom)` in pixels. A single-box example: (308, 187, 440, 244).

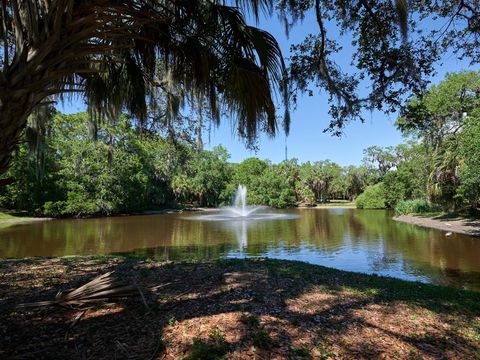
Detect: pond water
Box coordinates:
(1, 208, 479, 290)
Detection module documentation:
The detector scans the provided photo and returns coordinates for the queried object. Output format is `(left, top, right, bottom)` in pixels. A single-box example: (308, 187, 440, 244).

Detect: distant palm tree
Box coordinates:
(428, 138, 461, 210)
(0, 0, 288, 184)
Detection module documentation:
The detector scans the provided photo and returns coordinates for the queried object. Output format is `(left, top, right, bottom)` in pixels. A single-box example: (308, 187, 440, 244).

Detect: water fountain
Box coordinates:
(188, 185, 298, 222)
(225, 185, 262, 217)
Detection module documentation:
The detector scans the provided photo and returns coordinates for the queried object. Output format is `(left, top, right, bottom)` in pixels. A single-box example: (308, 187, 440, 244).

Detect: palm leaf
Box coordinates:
(17, 271, 137, 308)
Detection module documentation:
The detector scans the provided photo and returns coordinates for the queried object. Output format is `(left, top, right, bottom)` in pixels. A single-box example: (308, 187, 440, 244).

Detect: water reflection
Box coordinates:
(0, 209, 479, 290)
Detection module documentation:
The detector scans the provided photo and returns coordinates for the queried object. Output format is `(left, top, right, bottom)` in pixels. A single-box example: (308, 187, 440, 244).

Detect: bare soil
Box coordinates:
(0, 257, 479, 359)
(394, 214, 480, 236)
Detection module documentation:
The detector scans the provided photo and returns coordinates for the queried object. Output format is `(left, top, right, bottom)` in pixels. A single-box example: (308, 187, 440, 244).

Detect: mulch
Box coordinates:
(0, 257, 479, 359)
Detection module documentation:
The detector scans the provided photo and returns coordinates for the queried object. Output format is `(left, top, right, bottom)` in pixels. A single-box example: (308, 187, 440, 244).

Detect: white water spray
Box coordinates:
(188, 185, 299, 222)
(228, 185, 260, 217)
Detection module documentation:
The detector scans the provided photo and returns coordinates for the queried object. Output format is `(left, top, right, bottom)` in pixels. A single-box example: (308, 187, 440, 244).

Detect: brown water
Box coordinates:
(1, 208, 479, 290)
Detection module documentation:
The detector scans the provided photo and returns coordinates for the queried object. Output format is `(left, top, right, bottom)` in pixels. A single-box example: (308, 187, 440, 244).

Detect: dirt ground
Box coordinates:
(1, 257, 479, 359)
(394, 214, 480, 236)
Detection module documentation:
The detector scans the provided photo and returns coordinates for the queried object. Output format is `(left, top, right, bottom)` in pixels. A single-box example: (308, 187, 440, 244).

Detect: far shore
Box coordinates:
(0, 207, 209, 225)
(0, 215, 52, 225)
(0, 203, 356, 224)
(298, 201, 355, 209)
(394, 214, 480, 236)
(310, 204, 355, 209)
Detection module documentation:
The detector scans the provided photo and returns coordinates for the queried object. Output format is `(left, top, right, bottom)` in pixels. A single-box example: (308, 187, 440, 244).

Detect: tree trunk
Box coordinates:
(0, 92, 38, 182)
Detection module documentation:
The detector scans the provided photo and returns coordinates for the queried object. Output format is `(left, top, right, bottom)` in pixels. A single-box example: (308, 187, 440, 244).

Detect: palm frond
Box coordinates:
(0, 0, 289, 179)
(17, 272, 137, 308)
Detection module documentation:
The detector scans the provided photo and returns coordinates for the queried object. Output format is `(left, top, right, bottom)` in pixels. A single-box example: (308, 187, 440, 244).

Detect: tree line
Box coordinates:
(0, 111, 373, 217)
(2, 0, 480, 191)
(356, 71, 480, 214)
(1, 71, 478, 217)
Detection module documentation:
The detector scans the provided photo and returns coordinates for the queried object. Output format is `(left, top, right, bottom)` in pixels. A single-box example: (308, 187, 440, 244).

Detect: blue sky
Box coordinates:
(59, 10, 479, 166)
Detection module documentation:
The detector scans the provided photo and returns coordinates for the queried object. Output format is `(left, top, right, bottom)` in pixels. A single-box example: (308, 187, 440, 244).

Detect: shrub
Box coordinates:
(394, 199, 432, 215)
(42, 199, 101, 217)
(42, 201, 65, 217)
(355, 183, 386, 209)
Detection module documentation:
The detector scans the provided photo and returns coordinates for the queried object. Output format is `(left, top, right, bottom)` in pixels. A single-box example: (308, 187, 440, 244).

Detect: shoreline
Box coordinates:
(311, 204, 355, 209)
(394, 214, 480, 236)
(0, 216, 52, 225)
(0, 207, 210, 225)
(1, 256, 479, 359)
(0, 205, 355, 224)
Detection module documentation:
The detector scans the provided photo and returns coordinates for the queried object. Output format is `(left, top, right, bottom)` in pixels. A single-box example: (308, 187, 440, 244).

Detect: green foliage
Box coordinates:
(363, 146, 398, 179)
(0, 110, 374, 215)
(8, 70, 480, 217)
(383, 171, 407, 208)
(457, 109, 480, 207)
(227, 157, 269, 205)
(227, 158, 298, 208)
(172, 146, 232, 207)
(397, 71, 480, 211)
(355, 183, 387, 209)
(185, 337, 228, 360)
(256, 163, 297, 207)
(252, 330, 273, 349)
(167, 316, 177, 326)
(382, 143, 429, 208)
(0, 112, 233, 216)
(0, 0, 291, 187)
(394, 199, 432, 216)
(296, 184, 316, 206)
(298, 160, 344, 203)
(282, 1, 480, 134)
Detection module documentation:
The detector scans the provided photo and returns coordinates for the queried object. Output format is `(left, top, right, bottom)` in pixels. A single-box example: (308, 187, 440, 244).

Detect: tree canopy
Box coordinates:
(280, 0, 480, 134)
(3, 72, 479, 215)
(1, 1, 480, 187)
(0, 110, 370, 215)
(0, 0, 288, 183)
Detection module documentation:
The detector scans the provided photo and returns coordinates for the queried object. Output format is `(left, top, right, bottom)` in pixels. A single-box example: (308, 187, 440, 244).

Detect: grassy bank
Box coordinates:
(314, 201, 355, 208)
(1, 257, 479, 359)
(0, 211, 49, 225)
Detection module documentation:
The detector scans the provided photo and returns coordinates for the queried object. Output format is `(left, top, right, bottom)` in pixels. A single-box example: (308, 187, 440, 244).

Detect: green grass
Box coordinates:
(0, 212, 18, 220)
(252, 330, 273, 349)
(0, 210, 41, 223)
(185, 337, 229, 360)
(0, 211, 44, 230)
(315, 201, 355, 207)
(394, 199, 432, 216)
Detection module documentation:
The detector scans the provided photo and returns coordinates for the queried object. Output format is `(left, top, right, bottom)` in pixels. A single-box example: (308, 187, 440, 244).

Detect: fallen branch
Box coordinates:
(18, 271, 137, 308)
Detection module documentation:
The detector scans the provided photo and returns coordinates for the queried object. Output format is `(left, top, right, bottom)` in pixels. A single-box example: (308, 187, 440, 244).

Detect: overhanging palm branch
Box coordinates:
(0, 0, 288, 179)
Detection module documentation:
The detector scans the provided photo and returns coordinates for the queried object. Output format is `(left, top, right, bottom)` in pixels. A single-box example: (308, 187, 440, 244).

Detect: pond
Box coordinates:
(1, 208, 479, 290)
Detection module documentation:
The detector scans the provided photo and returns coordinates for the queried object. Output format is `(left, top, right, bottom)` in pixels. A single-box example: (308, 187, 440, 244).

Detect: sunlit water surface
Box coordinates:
(1, 208, 479, 290)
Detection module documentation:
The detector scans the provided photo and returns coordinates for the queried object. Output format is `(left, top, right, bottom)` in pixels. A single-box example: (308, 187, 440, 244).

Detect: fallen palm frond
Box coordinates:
(17, 271, 137, 308)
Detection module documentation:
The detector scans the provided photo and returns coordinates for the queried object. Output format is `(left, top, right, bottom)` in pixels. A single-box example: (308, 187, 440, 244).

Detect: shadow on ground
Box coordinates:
(1, 257, 479, 359)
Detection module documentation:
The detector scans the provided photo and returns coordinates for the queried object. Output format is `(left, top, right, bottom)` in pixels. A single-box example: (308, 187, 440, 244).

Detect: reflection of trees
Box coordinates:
(353, 210, 480, 288)
(1, 210, 479, 289)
